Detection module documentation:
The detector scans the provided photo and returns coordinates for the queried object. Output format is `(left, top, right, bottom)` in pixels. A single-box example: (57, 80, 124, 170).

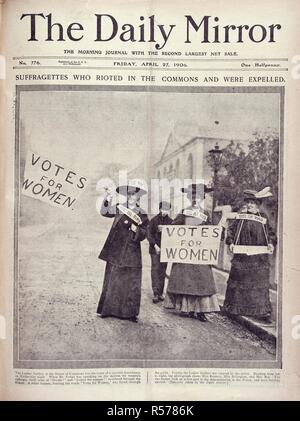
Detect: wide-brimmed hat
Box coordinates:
(243, 186, 273, 201)
(116, 179, 147, 197)
(181, 183, 214, 196)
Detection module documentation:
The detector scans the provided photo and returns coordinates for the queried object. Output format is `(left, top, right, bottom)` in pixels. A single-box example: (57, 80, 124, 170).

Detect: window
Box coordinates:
(187, 153, 193, 180)
(176, 158, 180, 177)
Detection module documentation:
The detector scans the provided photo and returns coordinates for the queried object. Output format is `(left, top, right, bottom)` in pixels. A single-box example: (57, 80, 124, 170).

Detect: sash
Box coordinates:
(235, 213, 267, 224)
(117, 204, 142, 226)
(183, 209, 208, 222)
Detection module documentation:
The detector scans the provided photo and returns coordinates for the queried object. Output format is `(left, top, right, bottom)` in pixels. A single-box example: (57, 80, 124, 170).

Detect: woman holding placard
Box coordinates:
(164, 183, 220, 322)
(223, 188, 277, 323)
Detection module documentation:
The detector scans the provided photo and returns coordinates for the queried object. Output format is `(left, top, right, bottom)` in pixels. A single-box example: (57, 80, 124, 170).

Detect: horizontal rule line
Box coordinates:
(13, 66, 289, 71)
(12, 56, 289, 62)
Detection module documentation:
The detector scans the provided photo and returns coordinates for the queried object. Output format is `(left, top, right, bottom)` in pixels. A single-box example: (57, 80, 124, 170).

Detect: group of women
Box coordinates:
(96, 181, 276, 325)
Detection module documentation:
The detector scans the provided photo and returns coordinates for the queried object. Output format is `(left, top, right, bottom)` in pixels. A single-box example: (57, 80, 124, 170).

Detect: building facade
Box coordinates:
(152, 128, 233, 218)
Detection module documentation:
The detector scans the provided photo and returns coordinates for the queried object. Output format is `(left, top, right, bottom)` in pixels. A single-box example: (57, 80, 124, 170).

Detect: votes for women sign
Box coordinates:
(22, 151, 88, 210)
(160, 225, 223, 265)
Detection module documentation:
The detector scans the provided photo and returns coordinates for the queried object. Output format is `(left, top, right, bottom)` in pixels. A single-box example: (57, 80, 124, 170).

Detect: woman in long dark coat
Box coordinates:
(96, 182, 149, 322)
(223, 188, 277, 323)
(164, 183, 220, 322)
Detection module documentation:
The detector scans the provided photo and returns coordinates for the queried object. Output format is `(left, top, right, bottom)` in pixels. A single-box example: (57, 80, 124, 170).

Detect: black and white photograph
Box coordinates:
(14, 86, 282, 368)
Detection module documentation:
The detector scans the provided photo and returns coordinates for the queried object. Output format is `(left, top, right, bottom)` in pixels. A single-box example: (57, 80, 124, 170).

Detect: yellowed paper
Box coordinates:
(0, 0, 300, 401)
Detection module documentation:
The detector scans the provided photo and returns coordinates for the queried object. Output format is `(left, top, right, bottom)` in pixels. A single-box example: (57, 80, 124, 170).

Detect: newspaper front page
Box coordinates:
(0, 0, 300, 401)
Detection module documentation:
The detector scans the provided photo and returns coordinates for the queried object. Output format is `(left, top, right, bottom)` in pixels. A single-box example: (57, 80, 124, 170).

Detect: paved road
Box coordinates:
(17, 208, 276, 365)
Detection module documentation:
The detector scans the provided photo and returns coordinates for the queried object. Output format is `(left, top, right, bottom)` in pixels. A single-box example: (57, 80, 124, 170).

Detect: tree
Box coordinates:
(207, 130, 279, 213)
